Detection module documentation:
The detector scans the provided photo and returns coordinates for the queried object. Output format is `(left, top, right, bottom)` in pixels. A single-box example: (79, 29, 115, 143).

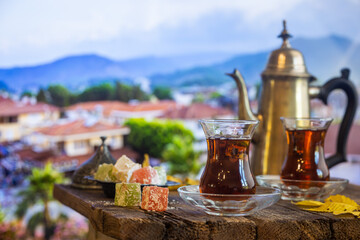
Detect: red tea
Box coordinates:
(281, 129, 329, 183)
(200, 137, 256, 195)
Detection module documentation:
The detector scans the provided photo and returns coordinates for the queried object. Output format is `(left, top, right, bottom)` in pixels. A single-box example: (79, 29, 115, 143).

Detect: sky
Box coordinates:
(0, 0, 359, 67)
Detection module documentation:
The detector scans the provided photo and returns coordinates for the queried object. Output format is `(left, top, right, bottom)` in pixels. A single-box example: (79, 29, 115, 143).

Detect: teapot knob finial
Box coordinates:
(283, 20, 287, 31)
(100, 136, 107, 144)
(278, 20, 292, 48)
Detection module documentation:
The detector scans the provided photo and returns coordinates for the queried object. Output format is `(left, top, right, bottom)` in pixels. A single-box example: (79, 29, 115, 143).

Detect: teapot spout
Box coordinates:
(226, 69, 258, 122)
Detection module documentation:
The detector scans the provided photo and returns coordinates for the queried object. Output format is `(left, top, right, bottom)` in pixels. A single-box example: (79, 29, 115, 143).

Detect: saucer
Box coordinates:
(177, 185, 281, 216)
(256, 175, 348, 201)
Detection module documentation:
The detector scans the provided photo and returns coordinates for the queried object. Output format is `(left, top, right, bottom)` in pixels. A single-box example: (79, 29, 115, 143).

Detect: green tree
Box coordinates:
(255, 82, 262, 100)
(114, 82, 149, 102)
(131, 85, 148, 101)
(68, 92, 78, 105)
(192, 93, 205, 103)
(0, 204, 5, 223)
(153, 86, 173, 100)
(15, 163, 64, 240)
(21, 91, 34, 98)
(210, 91, 222, 99)
(77, 83, 114, 102)
(125, 119, 194, 159)
(47, 84, 72, 107)
(114, 81, 132, 102)
(162, 135, 200, 175)
(36, 88, 48, 103)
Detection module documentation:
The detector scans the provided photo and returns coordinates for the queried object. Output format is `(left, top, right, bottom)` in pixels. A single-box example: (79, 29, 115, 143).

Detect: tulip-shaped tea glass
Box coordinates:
(280, 117, 333, 183)
(256, 117, 348, 201)
(178, 119, 282, 216)
(199, 119, 259, 195)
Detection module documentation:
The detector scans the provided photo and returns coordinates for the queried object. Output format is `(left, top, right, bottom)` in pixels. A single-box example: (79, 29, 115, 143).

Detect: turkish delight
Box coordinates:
(130, 166, 160, 184)
(154, 166, 167, 185)
(113, 155, 141, 182)
(114, 183, 141, 207)
(141, 186, 168, 212)
(94, 163, 114, 181)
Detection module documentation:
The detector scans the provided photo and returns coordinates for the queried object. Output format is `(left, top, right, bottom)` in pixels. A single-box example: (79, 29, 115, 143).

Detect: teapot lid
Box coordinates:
(71, 136, 116, 189)
(262, 20, 311, 78)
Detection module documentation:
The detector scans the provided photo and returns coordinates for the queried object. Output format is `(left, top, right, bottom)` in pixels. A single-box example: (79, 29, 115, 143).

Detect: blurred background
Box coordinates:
(0, 0, 359, 239)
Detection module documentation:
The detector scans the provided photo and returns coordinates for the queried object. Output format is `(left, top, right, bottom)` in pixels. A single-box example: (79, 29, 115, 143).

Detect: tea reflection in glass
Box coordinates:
(280, 118, 333, 183)
(199, 119, 259, 195)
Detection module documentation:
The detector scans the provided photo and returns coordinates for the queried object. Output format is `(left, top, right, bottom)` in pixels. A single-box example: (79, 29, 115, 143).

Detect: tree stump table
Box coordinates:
(53, 184, 360, 240)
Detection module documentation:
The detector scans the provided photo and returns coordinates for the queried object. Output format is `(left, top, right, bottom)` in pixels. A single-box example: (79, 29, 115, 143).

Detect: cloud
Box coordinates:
(0, 0, 359, 67)
(0, 0, 302, 47)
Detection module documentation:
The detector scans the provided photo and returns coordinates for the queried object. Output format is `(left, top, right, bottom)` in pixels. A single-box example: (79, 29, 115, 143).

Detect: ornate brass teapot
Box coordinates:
(228, 21, 358, 176)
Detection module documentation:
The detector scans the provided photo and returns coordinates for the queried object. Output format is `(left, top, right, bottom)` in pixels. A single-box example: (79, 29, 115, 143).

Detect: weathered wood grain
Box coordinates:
(54, 184, 360, 240)
(275, 185, 360, 240)
(54, 186, 165, 239)
(248, 203, 331, 240)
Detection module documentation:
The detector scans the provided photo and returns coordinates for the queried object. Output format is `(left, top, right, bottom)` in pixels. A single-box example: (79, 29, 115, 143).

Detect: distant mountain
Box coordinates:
(0, 53, 233, 92)
(0, 55, 122, 92)
(0, 80, 10, 91)
(117, 53, 233, 77)
(0, 35, 358, 93)
(149, 52, 269, 88)
(150, 35, 360, 87)
(292, 35, 360, 83)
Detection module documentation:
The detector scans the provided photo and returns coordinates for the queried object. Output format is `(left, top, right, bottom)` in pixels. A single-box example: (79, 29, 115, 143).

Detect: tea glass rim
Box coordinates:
(257, 175, 348, 184)
(178, 185, 281, 198)
(280, 117, 333, 122)
(199, 119, 259, 124)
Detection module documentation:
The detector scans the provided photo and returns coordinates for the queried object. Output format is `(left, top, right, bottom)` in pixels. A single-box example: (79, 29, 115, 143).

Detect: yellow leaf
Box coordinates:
(332, 204, 358, 215)
(325, 194, 359, 208)
(166, 176, 199, 191)
(142, 154, 150, 167)
(168, 184, 185, 191)
(167, 175, 183, 183)
(306, 202, 358, 215)
(185, 177, 199, 185)
(350, 211, 360, 217)
(293, 200, 324, 208)
(306, 202, 332, 212)
(296, 194, 360, 218)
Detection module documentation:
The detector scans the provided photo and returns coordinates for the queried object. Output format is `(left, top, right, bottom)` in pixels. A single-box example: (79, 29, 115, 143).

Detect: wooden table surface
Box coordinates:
(54, 184, 360, 240)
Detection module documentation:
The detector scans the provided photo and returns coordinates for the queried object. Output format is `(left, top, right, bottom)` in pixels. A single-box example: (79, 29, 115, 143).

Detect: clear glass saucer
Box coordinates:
(256, 175, 348, 201)
(177, 185, 281, 216)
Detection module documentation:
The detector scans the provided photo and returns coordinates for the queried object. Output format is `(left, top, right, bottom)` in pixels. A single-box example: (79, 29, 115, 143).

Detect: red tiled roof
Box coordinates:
(36, 120, 128, 136)
(67, 101, 128, 116)
(0, 97, 59, 117)
(0, 96, 14, 104)
(66, 100, 176, 117)
(48, 147, 140, 165)
(161, 103, 234, 119)
(16, 146, 140, 166)
(15, 147, 56, 162)
(128, 101, 177, 112)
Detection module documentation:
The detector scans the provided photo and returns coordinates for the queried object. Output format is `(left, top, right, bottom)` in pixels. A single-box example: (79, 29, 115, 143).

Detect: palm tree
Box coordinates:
(15, 163, 64, 240)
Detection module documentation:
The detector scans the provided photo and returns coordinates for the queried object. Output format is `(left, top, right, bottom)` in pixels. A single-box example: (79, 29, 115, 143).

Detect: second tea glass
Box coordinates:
(280, 117, 333, 183)
(256, 117, 349, 201)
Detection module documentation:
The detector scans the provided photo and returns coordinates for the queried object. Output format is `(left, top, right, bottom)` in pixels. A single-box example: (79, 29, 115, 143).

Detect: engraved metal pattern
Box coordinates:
(71, 136, 116, 189)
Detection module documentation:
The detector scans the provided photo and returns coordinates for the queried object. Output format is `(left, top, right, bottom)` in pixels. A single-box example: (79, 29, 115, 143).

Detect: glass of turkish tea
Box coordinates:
(199, 119, 259, 196)
(280, 117, 333, 185)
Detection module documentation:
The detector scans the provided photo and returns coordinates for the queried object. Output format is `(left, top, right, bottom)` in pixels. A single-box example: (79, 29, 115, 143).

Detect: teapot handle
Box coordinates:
(313, 68, 358, 168)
